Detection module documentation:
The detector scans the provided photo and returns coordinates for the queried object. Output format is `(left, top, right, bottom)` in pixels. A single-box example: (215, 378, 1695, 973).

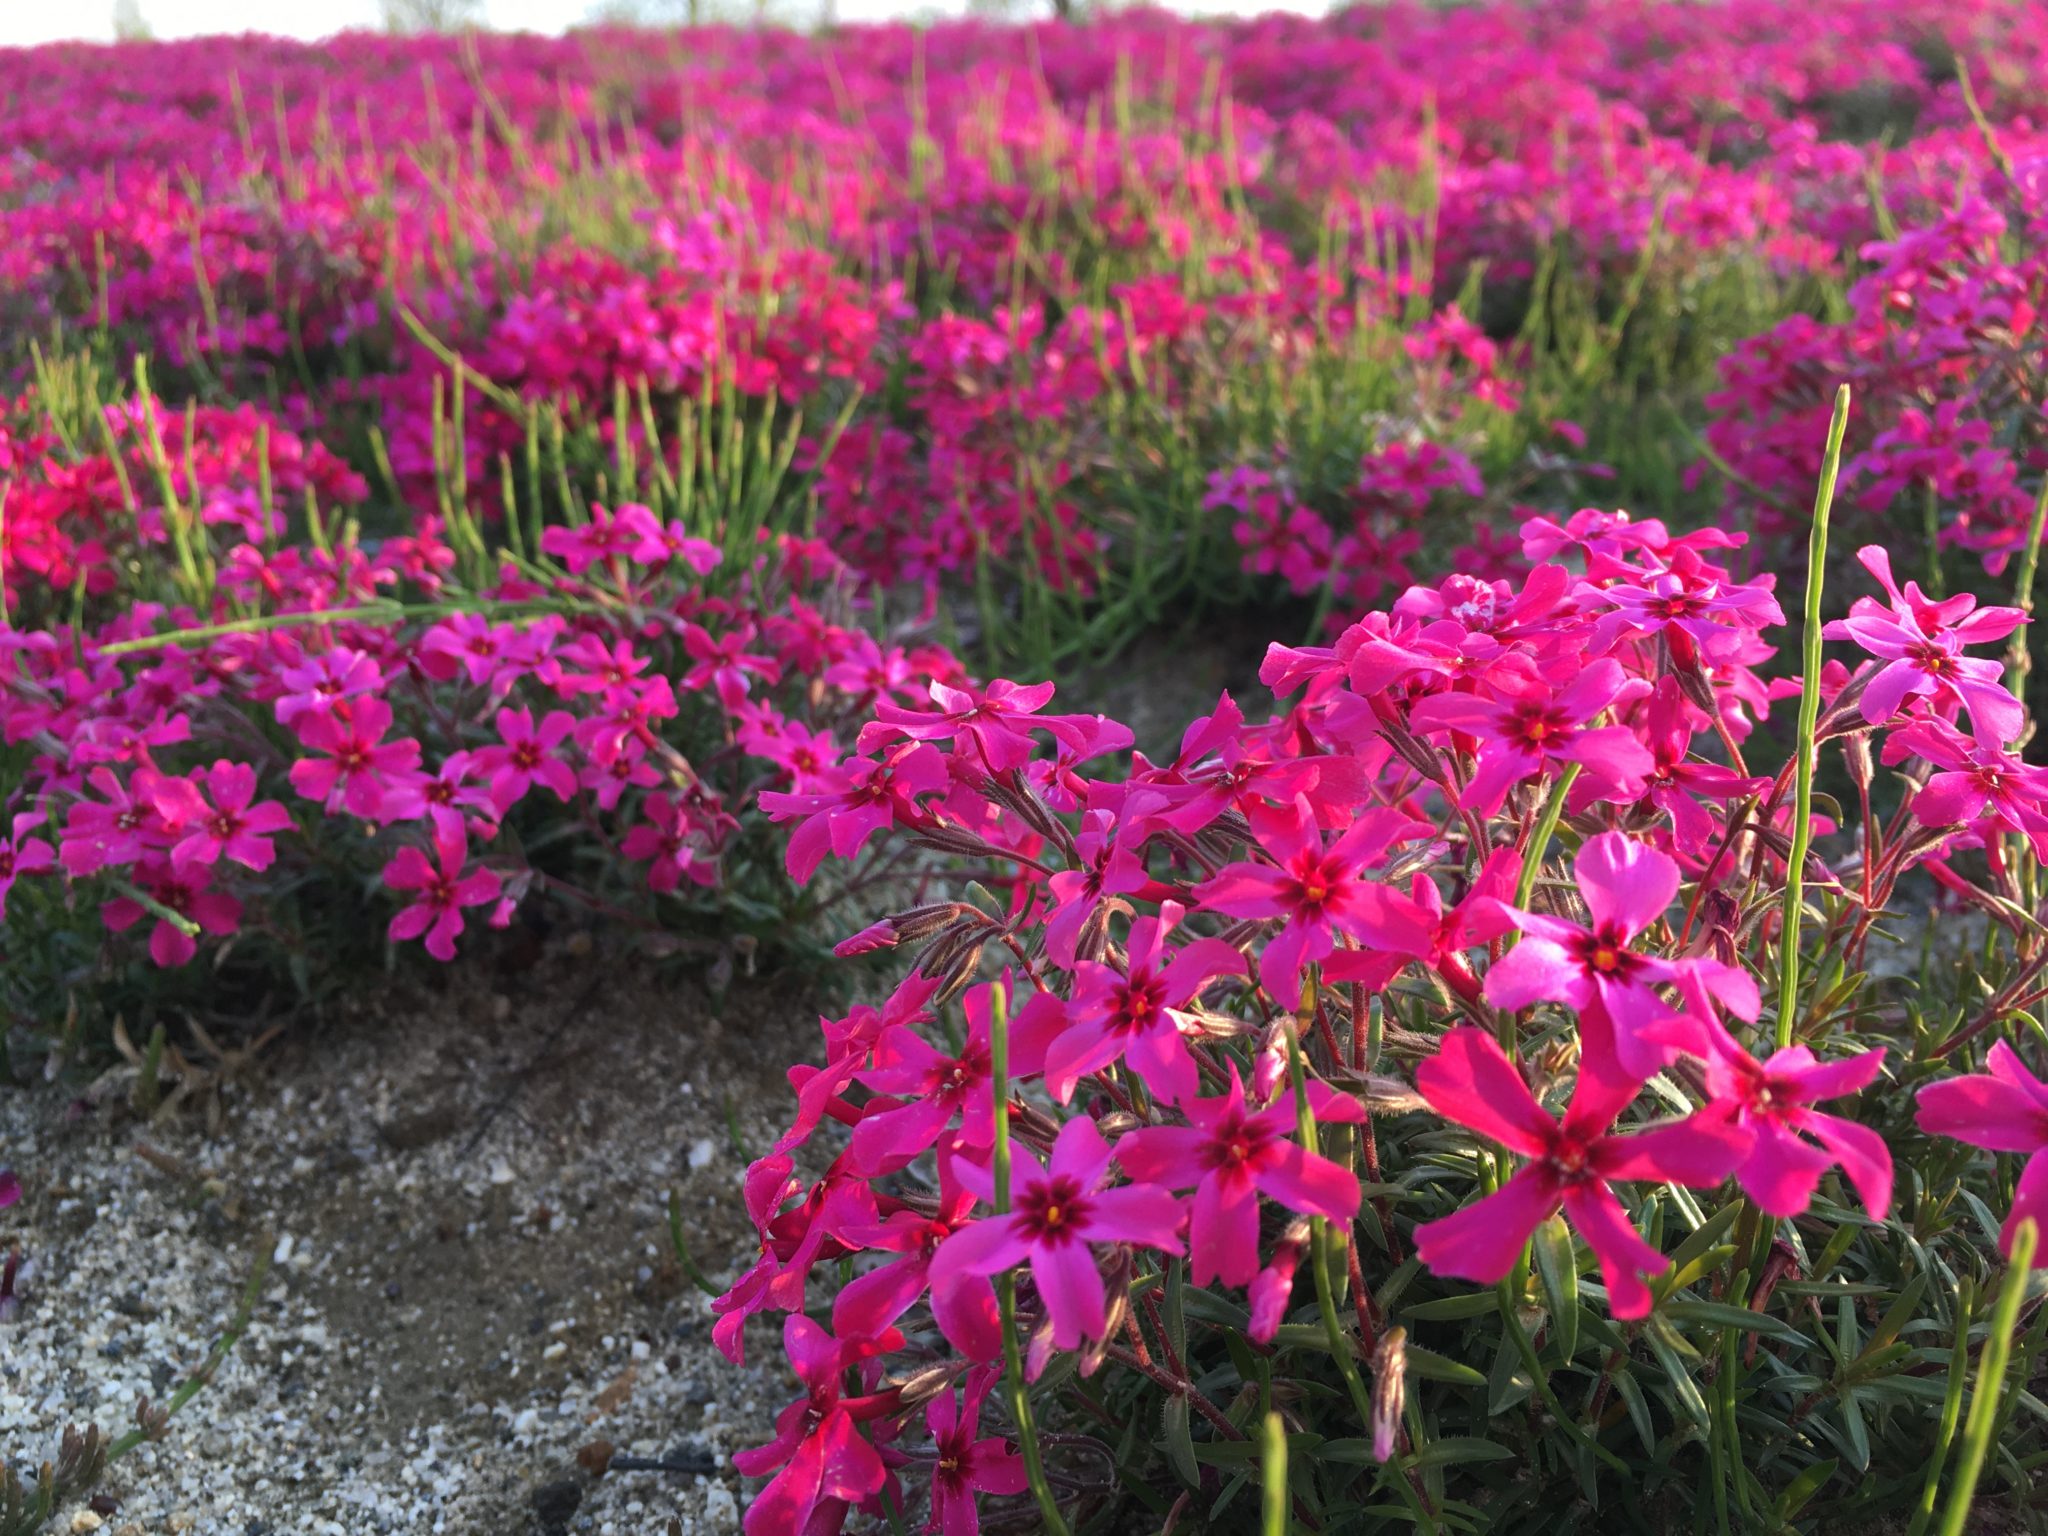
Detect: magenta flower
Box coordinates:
(1408, 657, 1654, 816)
(1917, 1043, 2048, 1256)
(1885, 717, 2048, 859)
(1823, 545, 2025, 744)
(102, 858, 243, 968)
(273, 646, 382, 729)
(1636, 679, 1771, 860)
(833, 1150, 1002, 1363)
(1114, 1064, 1364, 1288)
(60, 767, 171, 877)
(681, 621, 781, 712)
(0, 812, 56, 920)
(474, 707, 579, 813)
(152, 762, 293, 874)
(1040, 806, 1151, 969)
(922, 1366, 1027, 1536)
(861, 678, 1093, 776)
(1044, 901, 1245, 1107)
(620, 794, 717, 893)
(732, 1315, 898, 1536)
(382, 823, 501, 961)
(1674, 1002, 1891, 1219)
(1584, 547, 1784, 663)
(616, 503, 722, 571)
(1483, 832, 1689, 1078)
(0, 1169, 18, 1210)
(1413, 1028, 1748, 1317)
(1197, 796, 1432, 1009)
(932, 1116, 1184, 1353)
(289, 698, 423, 819)
(849, 983, 1062, 1174)
(761, 742, 949, 881)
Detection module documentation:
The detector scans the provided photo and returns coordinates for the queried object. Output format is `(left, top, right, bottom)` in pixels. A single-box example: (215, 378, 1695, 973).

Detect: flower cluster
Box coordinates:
(729, 503, 2048, 1532)
(0, 511, 972, 985)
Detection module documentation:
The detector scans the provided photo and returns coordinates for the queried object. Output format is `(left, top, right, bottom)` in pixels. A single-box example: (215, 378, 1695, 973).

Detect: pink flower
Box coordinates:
(1115, 1064, 1363, 1287)
(1674, 1002, 1891, 1219)
(832, 1151, 1002, 1362)
(760, 742, 949, 881)
(681, 622, 780, 711)
(1823, 545, 2025, 744)
(1198, 796, 1432, 1009)
(932, 1116, 1184, 1353)
(274, 647, 382, 728)
(1043, 901, 1245, 1106)
(620, 795, 717, 893)
(102, 858, 243, 968)
(0, 812, 56, 919)
(850, 982, 1062, 1174)
(732, 1315, 898, 1536)
(289, 699, 423, 819)
(922, 1367, 1027, 1535)
(1917, 1043, 2048, 1256)
(1408, 657, 1654, 816)
(60, 767, 172, 877)
(861, 679, 1092, 776)
(382, 824, 501, 961)
(1635, 679, 1770, 860)
(152, 762, 293, 874)
(1484, 832, 1692, 1078)
(616, 503, 721, 572)
(474, 708, 579, 813)
(1885, 717, 2048, 858)
(1413, 1028, 1748, 1318)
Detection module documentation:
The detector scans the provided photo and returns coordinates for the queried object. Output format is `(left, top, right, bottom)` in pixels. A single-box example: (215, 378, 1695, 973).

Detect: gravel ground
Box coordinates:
(0, 943, 824, 1536)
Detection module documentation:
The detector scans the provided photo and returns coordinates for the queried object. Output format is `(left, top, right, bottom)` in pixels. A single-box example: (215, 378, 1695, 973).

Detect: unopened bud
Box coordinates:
(1371, 1327, 1408, 1463)
(1842, 730, 1874, 792)
(1249, 1220, 1313, 1343)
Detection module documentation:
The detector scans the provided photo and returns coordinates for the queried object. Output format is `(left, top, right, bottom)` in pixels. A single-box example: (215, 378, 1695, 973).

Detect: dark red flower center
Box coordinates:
(1017, 1175, 1091, 1245)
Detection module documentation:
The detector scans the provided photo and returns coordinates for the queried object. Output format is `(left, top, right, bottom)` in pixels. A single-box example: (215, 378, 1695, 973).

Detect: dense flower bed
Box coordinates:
(5, 4, 2048, 1532)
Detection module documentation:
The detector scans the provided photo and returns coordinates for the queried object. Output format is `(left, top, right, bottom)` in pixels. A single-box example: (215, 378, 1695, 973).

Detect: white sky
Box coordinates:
(1, 0, 867, 45)
(1, 0, 1306, 46)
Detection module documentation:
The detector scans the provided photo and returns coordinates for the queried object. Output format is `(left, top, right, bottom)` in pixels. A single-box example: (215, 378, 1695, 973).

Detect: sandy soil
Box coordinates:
(0, 941, 822, 1536)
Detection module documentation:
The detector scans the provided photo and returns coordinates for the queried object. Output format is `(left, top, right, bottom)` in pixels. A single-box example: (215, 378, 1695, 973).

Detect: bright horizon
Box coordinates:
(0, 0, 1316, 47)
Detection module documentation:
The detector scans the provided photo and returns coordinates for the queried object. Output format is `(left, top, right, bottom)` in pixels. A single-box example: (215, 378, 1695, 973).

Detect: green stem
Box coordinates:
(1934, 1219, 2038, 1536)
(1497, 1282, 1631, 1475)
(1287, 1026, 1439, 1535)
(990, 985, 1072, 1536)
(1260, 1410, 1289, 1536)
(1515, 762, 1583, 912)
(1778, 384, 1851, 1050)
(1906, 1274, 1977, 1536)
(2003, 475, 2048, 702)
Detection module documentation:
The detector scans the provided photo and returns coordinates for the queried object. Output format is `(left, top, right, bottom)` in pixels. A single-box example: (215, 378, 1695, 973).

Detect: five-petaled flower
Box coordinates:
(931, 1116, 1184, 1355)
(1413, 1027, 1749, 1317)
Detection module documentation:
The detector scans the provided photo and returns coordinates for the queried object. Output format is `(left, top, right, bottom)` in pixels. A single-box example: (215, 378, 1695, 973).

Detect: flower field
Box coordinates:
(6, 2, 2048, 1531)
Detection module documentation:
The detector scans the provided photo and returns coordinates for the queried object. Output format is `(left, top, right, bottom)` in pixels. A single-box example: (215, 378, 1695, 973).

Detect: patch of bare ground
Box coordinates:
(0, 939, 821, 1536)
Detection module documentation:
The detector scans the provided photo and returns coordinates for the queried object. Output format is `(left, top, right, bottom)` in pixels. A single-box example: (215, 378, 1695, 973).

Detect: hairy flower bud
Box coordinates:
(1371, 1327, 1408, 1462)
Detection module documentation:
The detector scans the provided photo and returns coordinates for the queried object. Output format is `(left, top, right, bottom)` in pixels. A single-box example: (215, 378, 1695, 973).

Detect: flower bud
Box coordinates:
(1249, 1220, 1313, 1343)
(1371, 1327, 1408, 1463)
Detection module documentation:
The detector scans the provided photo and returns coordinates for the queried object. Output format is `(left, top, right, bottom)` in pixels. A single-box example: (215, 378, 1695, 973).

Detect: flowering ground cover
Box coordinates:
(7, 2, 2048, 1532)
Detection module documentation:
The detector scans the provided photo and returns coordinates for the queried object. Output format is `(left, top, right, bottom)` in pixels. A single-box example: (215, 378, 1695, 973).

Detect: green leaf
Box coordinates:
(1662, 1299, 1811, 1345)
(1162, 1393, 1200, 1488)
(1401, 1291, 1503, 1322)
(1838, 1388, 1872, 1471)
(1533, 1214, 1581, 1361)
(1775, 1458, 1838, 1521)
(1401, 1345, 1487, 1387)
(1402, 1437, 1519, 1470)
